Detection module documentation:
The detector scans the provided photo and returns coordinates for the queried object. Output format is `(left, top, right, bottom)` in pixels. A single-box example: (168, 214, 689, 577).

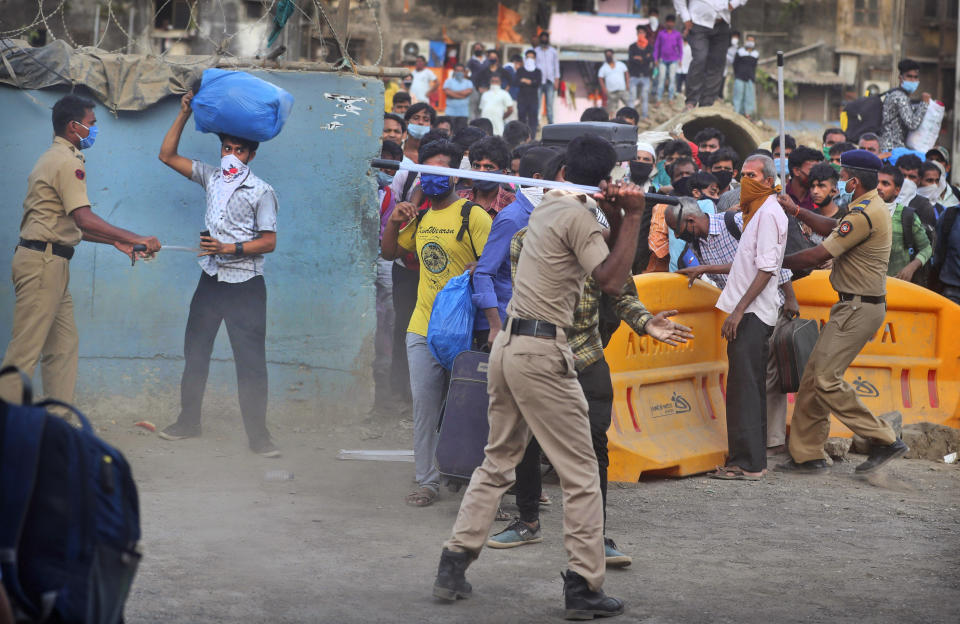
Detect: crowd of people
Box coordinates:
(369, 48, 956, 617)
(383, 2, 762, 138)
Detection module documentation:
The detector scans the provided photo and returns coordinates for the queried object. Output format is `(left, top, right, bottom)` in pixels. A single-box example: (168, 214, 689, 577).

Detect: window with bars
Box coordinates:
(854, 0, 878, 26)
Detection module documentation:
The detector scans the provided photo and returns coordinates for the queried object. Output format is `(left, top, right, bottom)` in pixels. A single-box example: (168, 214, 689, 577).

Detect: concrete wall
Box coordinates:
(0, 70, 382, 421)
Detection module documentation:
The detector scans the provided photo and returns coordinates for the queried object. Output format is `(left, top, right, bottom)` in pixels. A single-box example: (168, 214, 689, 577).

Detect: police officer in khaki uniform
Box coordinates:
(0, 95, 161, 404)
(774, 149, 908, 475)
(430, 135, 687, 620)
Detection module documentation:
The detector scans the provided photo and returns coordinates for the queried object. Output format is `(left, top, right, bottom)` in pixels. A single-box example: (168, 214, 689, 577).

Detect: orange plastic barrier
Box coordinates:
(605, 273, 728, 480)
(788, 270, 960, 436)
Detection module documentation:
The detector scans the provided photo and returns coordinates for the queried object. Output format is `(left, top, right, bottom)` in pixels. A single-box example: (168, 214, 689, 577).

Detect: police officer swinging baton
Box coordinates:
(370, 159, 680, 206)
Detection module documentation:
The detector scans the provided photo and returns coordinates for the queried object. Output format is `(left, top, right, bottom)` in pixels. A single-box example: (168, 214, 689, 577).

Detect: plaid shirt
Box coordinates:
(510, 228, 653, 370)
(699, 211, 791, 304)
(888, 202, 932, 276)
(458, 186, 516, 216)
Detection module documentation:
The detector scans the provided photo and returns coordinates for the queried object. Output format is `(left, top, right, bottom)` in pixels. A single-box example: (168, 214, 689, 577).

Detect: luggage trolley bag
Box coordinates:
(435, 350, 491, 485)
(540, 122, 639, 161)
(0, 366, 141, 624)
(772, 318, 820, 393)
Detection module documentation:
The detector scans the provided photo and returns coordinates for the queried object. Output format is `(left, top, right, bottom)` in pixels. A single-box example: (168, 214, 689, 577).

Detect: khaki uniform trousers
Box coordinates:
(0, 246, 78, 404)
(789, 299, 897, 462)
(444, 320, 606, 590)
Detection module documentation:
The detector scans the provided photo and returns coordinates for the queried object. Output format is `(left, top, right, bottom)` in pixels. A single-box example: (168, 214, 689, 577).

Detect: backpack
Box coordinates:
(901, 204, 933, 286)
(841, 88, 901, 143)
(0, 367, 141, 624)
(414, 200, 481, 261)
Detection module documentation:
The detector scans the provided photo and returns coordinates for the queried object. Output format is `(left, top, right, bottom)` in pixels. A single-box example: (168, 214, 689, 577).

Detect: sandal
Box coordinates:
(495, 506, 512, 521)
(707, 466, 762, 481)
(405, 486, 439, 507)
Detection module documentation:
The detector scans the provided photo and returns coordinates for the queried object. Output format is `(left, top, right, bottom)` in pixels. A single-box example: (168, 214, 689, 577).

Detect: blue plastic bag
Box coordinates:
(427, 271, 476, 369)
(191, 69, 294, 142)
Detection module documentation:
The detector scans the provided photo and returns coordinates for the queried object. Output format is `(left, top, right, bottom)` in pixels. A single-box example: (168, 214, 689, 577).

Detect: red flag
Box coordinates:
(497, 3, 525, 44)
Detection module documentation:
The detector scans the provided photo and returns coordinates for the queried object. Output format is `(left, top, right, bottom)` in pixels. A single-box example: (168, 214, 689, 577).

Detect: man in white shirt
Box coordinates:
(674, 0, 748, 109)
(480, 75, 515, 136)
(409, 55, 437, 104)
(598, 49, 631, 117)
(710, 154, 786, 479)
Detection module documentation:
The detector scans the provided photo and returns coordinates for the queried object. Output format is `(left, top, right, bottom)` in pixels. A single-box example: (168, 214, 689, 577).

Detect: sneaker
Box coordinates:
(250, 439, 281, 458)
(604, 537, 632, 568)
(486, 518, 543, 549)
(775, 458, 828, 474)
(855, 439, 908, 474)
(157, 422, 200, 441)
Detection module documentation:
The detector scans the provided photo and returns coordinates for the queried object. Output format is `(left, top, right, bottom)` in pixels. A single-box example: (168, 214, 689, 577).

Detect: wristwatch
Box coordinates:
(235, 242, 244, 256)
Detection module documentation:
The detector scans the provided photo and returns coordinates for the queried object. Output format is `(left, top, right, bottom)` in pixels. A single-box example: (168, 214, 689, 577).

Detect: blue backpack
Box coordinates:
(0, 367, 141, 624)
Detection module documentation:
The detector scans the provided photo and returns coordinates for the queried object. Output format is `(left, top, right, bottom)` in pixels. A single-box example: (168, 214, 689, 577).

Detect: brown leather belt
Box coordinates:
(838, 292, 885, 304)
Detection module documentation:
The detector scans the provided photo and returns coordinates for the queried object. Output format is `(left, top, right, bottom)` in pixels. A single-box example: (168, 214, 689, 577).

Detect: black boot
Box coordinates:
(433, 549, 472, 601)
(561, 569, 624, 620)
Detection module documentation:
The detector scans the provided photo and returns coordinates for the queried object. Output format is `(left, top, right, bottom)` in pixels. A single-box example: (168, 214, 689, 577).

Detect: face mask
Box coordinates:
(491, 84, 502, 92)
(712, 170, 734, 191)
(376, 171, 394, 186)
(837, 178, 854, 205)
(901, 80, 919, 94)
(745, 41, 755, 49)
(917, 184, 940, 201)
(677, 225, 697, 244)
(540, 39, 549, 47)
(474, 179, 500, 192)
(460, 155, 471, 170)
(629, 161, 654, 184)
(474, 50, 483, 57)
(407, 123, 430, 139)
(605, 56, 614, 63)
(403, 80, 413, 88)
(420, 174, 452, 198)
(774, 159, 785, 178)
(524, 58, 536, 72)
(822, 146, 831, 161)
(454, 71, 465, 80)
(815, 190, 835, 208)
(731, 38, 739, 46)
(649, 17, 658, 30)
(672, 176, 692, 197)
(75, 122, 98, 150)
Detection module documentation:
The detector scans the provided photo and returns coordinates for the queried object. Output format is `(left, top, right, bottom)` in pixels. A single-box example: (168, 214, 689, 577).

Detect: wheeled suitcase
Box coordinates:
(540, 122, 639, 161)
(435, 350, 490, 482)
(772, 317, 820, 393)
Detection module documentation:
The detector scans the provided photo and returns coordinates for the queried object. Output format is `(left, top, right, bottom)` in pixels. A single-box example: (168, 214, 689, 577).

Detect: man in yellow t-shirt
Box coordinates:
(381, 139, 492, 507)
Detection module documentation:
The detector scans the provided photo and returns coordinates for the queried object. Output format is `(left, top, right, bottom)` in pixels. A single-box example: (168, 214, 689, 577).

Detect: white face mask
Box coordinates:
(524, 58, 536, 72)
(491, 84, 502, 92)
(731, 38, 739, 46)
(917, 184, 940, 201)
(745, 40, 755, 49)
(649, 17, 659, 30)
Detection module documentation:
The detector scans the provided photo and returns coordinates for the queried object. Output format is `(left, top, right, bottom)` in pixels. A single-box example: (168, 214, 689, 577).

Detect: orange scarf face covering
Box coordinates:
(637, 33, 648, 48)
(739, 176, 780, 228)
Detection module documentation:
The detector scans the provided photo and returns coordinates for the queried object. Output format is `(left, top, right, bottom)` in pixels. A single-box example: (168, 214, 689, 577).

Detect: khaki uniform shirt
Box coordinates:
(20, 137, 90, 247)
(507, 190, 610, 328)
(821, 188, 892, 296)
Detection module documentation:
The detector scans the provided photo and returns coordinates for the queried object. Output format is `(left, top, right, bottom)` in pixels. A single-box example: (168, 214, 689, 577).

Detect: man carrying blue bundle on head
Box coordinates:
(156, 91, 281, 458)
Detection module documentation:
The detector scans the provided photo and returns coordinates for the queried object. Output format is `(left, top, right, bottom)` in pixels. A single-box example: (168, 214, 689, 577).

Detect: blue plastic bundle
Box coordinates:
(191, 69, 294, 142)
(427, 271, 476, 369)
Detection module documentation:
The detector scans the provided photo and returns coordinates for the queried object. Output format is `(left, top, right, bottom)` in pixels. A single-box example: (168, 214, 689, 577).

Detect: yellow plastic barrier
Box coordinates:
(788, 270, 960, 436)
(605, 273, 728, 480)
(603, 270, 960, 482)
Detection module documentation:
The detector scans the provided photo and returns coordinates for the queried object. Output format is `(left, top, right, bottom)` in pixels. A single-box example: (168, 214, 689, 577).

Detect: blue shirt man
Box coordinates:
(443, 69, 473, 120)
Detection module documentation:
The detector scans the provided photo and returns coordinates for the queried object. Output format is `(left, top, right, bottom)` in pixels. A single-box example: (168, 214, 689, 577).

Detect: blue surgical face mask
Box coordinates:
(837, 177, 854, 204)
(454, 71, 465, 80)
(75, 122, 98, 150)
(420, 174, 452, 197)
(407, 123, 430, 139)
(376, 171, 394, 187)
(774, 158, 785, 178)
(901, 80, 919, 93)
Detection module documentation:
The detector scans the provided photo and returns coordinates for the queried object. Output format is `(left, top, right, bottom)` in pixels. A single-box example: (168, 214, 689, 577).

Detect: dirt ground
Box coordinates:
(95, 407, 960, 624)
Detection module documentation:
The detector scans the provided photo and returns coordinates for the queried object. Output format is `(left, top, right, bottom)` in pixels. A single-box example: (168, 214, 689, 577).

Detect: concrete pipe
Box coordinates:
(654, 104, 768, 162)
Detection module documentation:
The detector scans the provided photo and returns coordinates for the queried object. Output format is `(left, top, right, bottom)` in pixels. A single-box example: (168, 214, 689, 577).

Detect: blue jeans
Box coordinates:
(656, 60, 678, 100)
(541, 81, 555, 124)
(406, 331, 447, 491)
(732, 79, 756, 117)
(629, 76, 651, 117)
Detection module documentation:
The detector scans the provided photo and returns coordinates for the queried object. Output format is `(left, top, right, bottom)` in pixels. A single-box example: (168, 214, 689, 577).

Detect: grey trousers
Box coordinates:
(765, 311, 790, 447)
(686, 20, 730, 107)
(406, 331, 447, 490)
(725, 312, 773, 473)
(373, 257, 395, 410)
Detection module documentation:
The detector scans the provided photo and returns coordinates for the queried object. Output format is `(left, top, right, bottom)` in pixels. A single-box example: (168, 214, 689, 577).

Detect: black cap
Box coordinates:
(840, 149, 883, 172)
